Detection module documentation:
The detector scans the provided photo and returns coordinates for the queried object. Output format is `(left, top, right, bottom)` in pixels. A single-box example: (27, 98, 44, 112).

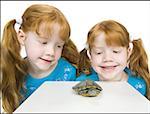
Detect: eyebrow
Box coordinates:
(56, 41, 65, 44)
(93, 46, 104, 49)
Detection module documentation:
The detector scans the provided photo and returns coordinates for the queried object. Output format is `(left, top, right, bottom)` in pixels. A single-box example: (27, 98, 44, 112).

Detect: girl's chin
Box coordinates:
(36, 63, 55, 71)
(97, 71, 117, 81)
(96, 69, 116, 75)
(100, 76, 116, 81)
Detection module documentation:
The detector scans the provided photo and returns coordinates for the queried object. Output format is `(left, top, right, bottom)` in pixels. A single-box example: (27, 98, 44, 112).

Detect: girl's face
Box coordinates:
(23, 24, 65, 76)
(90, 32, 129, 81)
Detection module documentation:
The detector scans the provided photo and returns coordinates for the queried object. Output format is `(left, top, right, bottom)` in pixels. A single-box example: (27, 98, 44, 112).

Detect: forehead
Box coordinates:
(37, 23, 60, 39)
(93, 32, 106, 47)
(26, 31, 65, 44)
(92, 31, 126, 48)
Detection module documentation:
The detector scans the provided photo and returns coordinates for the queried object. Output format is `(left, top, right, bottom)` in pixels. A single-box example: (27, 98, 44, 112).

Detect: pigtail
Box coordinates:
(77, 48, 91, 76)
(62, 39, 80, 69)
(129, 39, 150, 100)
(2, 19, 27, 112)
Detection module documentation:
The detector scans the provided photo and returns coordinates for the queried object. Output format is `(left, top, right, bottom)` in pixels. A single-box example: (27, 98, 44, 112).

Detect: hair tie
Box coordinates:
(16, 18, 22, 25)
(14, 18, 22, 33)
(85, 43, 89, 50)
(129, 42, 133, 51)
(129, 34, 134, 42)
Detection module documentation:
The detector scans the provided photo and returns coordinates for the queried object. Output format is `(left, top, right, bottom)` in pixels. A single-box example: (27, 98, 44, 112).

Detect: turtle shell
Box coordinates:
(72, 80, 102, 97)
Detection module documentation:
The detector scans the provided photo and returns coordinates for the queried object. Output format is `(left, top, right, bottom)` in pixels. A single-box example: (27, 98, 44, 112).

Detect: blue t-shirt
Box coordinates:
(22, 57, 76, 101)
(76, 67, 146, 96)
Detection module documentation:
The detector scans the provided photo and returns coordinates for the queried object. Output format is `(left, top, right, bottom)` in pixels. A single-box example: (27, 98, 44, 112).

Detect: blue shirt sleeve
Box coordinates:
(57, 58, 76, 81)
(128, 76, 146, 96)
(124, 67, 147, 96)
(62, 64, 76, 81)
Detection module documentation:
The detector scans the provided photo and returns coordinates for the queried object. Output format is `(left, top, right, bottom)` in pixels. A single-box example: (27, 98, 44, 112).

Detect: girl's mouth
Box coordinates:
(100, 65, 119, 71)
(40, 58, 53, 63)
(100, 65, 118, 68)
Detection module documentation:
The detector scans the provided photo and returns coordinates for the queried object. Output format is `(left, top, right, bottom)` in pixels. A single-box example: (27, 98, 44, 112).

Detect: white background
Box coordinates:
(1, 1, 150, 64)
(1, 1, 150, 112)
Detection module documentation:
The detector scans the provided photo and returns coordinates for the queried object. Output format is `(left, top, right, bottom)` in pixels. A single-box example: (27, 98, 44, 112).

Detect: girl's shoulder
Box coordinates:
(124, 67, 146, 85)
(128, 75, 146, 96)
(55, 57, 76, 81)
(125, 67, 146, 96)
(59, 57, 76, 69)
(128, 75, 146, 88)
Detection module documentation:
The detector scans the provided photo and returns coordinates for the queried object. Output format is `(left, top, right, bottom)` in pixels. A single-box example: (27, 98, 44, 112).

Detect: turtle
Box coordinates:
(72, 80, 102, 97)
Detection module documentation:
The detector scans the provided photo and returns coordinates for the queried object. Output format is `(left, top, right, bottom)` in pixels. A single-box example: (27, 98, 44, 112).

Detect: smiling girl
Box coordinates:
(2, 4, 79, 112)
(76, 20, 150, 100)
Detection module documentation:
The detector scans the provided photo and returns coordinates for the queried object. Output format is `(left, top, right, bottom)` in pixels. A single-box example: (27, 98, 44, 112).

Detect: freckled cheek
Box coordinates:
(91, 56, 102, 65)
(25, 46, 43, 59)
(54, 50, 63, 60)
(114, 54, 128, 64)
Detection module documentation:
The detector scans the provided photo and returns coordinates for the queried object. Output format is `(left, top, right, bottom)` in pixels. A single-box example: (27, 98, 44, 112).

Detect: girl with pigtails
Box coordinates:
(1, 4, 79, 112)
(76, 20, 150, 100)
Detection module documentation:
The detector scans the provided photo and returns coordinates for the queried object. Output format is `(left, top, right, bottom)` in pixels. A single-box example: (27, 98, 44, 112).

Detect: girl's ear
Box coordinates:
(87, 50, 91, 60)
(127, 42, 133, 59)
(17, 29, 26, 45)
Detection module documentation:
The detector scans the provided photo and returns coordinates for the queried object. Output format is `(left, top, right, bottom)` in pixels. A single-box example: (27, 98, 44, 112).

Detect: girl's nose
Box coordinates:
(45, 45, 55, 57)
(103, 51, 113, 62)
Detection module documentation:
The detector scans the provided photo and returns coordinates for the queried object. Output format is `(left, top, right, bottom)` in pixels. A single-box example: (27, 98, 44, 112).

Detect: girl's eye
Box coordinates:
(42, 42, 47, 44)
(113, 50, 120, 53)
(97, 52, 102, 55)
(94, 51, 103, 55)
(93, 50, 103, 55)
(57, 45, 63, 48)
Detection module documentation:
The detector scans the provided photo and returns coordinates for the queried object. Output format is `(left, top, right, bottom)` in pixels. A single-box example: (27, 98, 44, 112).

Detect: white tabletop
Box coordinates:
(14, 81, 150, 113)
